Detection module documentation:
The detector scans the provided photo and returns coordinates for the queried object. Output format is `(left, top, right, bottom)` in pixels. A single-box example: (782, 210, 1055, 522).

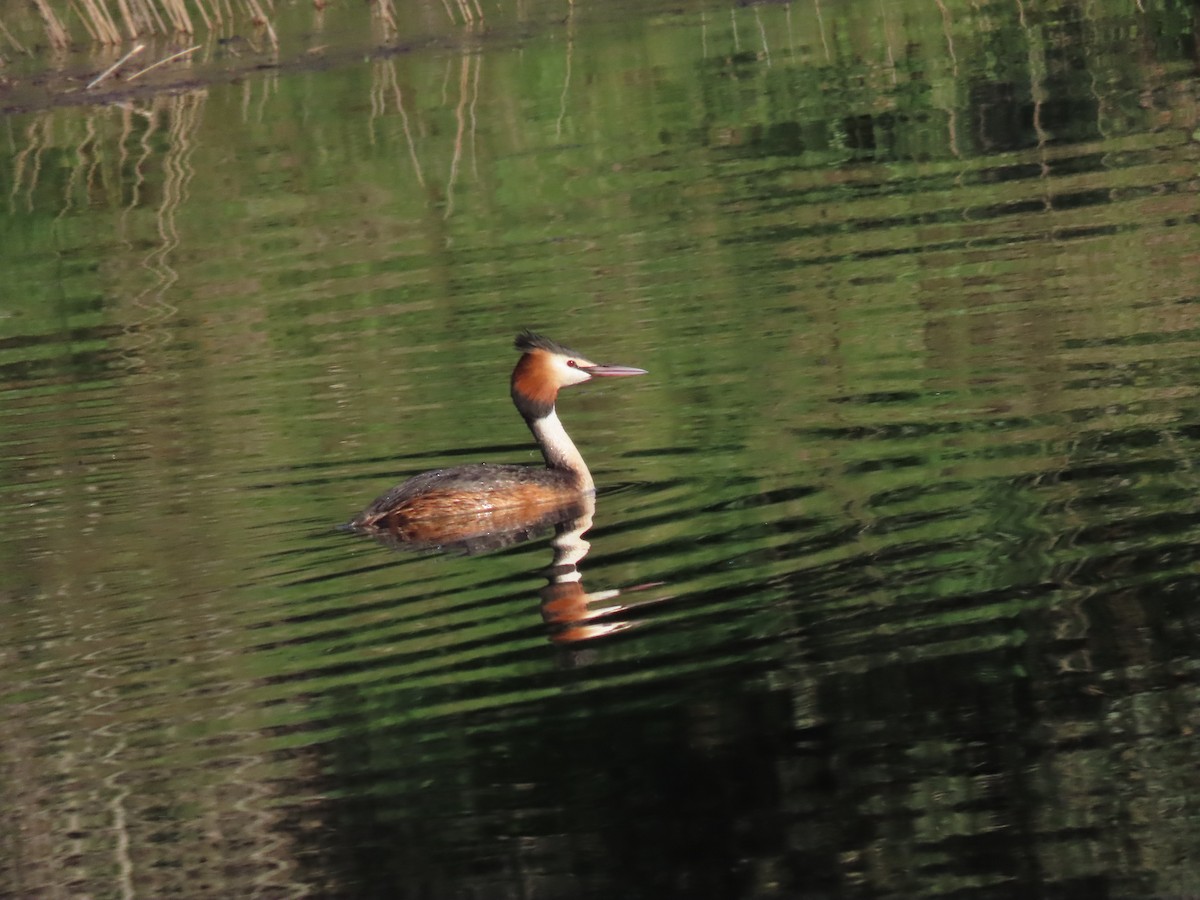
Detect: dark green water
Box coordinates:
(3, 1, 1200, 897)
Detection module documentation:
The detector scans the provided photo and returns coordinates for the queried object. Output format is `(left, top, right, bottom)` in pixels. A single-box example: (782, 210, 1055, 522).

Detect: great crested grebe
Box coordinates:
(349, 331, 646, 535)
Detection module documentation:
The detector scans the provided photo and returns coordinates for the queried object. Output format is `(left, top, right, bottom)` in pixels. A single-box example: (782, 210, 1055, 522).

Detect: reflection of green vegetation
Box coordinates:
(2, 0, 1199, 896)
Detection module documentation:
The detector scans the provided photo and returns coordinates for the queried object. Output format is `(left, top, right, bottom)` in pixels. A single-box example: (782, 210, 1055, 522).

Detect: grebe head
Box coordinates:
(511, 331, 646, 418)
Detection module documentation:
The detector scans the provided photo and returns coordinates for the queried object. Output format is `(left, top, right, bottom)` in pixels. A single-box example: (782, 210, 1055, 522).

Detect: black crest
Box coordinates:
(514, 330, 580, 357)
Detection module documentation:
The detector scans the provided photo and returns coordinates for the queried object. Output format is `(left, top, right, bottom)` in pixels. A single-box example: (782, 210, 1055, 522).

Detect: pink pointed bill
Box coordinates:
(582, 364, 648, 377)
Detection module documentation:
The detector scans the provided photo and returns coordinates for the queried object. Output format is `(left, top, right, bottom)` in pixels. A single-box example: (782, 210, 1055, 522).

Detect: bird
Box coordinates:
(348, 331, 646, 543)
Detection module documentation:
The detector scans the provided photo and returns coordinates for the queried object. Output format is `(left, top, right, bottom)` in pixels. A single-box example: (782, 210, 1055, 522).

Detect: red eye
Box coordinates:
(566, 359, 578, 367)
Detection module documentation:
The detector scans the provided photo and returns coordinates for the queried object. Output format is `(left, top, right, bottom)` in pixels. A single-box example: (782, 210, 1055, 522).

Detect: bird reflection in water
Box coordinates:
(536, 493, 644, 645)
(348, 492, 648, 645)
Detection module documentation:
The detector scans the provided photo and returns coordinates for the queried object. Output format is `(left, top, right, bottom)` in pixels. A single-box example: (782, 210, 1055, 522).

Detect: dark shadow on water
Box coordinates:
(312, 675, 803, 900)
(307, 454, 1200, 898)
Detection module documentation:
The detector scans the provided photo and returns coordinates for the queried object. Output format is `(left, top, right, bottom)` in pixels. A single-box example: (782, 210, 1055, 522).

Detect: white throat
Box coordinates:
(531, 408, 594, 492)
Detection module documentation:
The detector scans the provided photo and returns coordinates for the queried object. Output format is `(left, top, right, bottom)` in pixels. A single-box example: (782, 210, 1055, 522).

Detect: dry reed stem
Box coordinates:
(143, 0, 169, 33)
(70, 0, 101, 42)
(79, 0, 110, 41)
(190, 0, 214, 33)
(78, 0, 122, 43)
(160, 0, 194, 34)
(33, 0, 70, 47)
(125, 43, 199, 81)
(101, 0, 125, 41)
(373, 0, 397, 36)
(158, 0, 181, 31)
(241, 0, 277, 45)
(112, 0, 143, 38)
(86, 41, 144, 87)
(0, 16, 31, 53)
(127, 0, 168, 37)
(174, 0, 197, 34)
(23, 0, 287, 48)
(194, 0, 213, 28)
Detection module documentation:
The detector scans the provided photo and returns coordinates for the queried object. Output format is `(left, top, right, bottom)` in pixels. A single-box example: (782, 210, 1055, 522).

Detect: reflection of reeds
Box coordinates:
(372, 59, 426, 188)
(365, 44, 486, 214)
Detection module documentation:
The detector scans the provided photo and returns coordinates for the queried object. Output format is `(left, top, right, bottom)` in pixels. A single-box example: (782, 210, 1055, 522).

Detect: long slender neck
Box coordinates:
(526, 407, 594, 492)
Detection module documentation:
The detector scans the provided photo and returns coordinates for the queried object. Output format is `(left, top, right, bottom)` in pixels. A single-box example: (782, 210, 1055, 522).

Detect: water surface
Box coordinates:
(3, 0, 1200, 897)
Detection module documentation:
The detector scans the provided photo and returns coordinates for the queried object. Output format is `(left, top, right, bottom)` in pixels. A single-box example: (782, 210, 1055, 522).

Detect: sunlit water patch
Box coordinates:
(3, 0, 1200, 897)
